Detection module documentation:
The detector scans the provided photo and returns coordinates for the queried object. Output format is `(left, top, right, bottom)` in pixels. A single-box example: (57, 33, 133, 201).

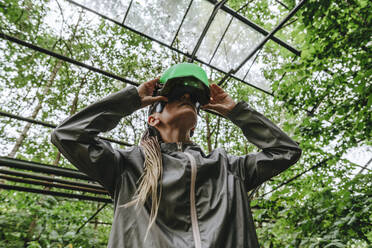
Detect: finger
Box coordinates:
(201, 103, 219, 111)
(148, 78, 159, 84)
(145, 78, 160, 88)
(202, 103, 227, 115)
(211, 84, 226, 98)
(152, 95, 168, 102)
(200, 105, 211, 111)
(207, 97, 215, 104)
(211, 84, 224, 99)
(142, 96, 166, 105)
(209, 84, 218, 97)
(211, 83, 224, 92)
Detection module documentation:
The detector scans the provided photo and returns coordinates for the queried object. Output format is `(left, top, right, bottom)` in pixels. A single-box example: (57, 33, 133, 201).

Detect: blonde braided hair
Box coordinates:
(120, 127, 163, 239)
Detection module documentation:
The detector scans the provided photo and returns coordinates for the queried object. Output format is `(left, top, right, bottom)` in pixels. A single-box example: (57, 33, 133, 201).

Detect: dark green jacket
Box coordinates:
(51, 86, 301, 248)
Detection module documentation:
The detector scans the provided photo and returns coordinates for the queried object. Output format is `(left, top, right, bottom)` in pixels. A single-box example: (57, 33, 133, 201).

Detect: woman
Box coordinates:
(51, 63, 301, 247)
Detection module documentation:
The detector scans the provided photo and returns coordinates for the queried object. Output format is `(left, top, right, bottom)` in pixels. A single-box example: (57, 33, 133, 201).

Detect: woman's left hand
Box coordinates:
(201, 83, 236, 117)
(137, 78, 168, 108)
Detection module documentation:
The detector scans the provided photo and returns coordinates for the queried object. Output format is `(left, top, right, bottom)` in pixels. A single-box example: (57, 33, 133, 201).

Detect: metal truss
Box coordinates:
(76, 203, 109, 233)
(0, 32, 139, 87)
(0, 0, 313, 201)
(0, 110, 133, 147)
(64, 0, 300, 96)
(217, 0, 306, 86)
(171, 0, 194, 47)
(0, 157, 112, 203)
(203, 0, 300, 55)
(189, 0, 229, 62)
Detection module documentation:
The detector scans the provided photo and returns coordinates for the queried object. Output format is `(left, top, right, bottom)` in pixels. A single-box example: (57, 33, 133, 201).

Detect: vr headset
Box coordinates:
(150, 63, 211, 115)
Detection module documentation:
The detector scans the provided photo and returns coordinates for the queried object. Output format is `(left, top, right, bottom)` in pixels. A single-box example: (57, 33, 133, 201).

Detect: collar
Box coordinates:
(160, 141, 199, 153)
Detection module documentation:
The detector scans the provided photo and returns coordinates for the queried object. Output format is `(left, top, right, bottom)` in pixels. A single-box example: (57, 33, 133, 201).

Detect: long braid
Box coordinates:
(119, 127, 163, 240)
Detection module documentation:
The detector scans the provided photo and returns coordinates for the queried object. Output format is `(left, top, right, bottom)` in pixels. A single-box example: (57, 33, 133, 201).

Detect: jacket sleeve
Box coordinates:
(50, 85, 142, 196)
(226, 101, 302, 191)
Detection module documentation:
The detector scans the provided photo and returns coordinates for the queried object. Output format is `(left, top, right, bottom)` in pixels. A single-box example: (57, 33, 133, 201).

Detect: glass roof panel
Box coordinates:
(124, 0, 192, 45)
(235, 51, 272, 93)
(174, 0, 214, 53)
(209, 18, 263, 72)
(195, 9, 232, 63)
(224, 0, 291, 31)
(242, 61, 272, 93)
(74, 0, 130, 22)
(67, 0, 299, 95)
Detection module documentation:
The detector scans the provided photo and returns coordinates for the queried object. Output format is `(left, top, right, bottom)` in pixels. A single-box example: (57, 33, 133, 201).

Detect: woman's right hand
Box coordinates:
(137, 78, 168, 108)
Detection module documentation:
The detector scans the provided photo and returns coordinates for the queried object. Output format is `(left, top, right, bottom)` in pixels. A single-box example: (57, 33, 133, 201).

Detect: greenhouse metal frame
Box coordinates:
(0, 0, 313, 209)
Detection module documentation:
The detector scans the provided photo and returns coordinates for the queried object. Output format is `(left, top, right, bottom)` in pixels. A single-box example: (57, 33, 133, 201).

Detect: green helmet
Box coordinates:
(158, 63, 210, 105)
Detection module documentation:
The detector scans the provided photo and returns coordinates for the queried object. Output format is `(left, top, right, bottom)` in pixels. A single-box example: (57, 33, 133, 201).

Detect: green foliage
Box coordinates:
(272, 0, 371, 154)
(253, 173, 371, 247)
(0, 191, 111, 247)
(0, 0, 371, 247)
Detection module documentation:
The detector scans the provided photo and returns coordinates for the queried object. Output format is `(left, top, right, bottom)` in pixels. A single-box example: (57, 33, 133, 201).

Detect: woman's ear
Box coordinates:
(148, 114, 160, 127)
(189, 126, 196, 137)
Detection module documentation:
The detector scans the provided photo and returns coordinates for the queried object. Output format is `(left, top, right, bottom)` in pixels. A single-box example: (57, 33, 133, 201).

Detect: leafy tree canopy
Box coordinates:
(0, 0, 370, 247)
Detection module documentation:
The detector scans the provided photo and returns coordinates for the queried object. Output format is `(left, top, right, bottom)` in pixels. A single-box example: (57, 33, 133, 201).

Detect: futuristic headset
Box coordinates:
(149, 63, 211, 115)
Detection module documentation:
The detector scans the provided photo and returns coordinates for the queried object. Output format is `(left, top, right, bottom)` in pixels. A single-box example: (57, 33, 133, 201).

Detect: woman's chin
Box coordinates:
(173, 109, 197, 126)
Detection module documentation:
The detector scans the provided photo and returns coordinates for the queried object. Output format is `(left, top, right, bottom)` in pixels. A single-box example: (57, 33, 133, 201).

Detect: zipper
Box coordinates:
(177, 142, 182, 152)
(184, 152, 202, 248)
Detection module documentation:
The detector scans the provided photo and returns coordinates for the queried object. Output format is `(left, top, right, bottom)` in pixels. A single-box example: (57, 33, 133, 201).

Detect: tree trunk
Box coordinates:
(205, 113, 212, 154)
(8, 11, 83, 158)
(53, 73, 88, 165)
(213, 116, 221, 150)
(23, 217, 37, 247)
(8, 60, 63, 157)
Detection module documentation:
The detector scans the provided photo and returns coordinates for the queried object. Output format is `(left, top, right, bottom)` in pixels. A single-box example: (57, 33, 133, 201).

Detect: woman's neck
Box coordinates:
(157, 126, 191, 143)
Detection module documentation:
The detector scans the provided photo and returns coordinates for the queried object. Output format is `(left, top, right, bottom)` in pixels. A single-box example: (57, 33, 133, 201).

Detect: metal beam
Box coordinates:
(1, 3, 309, 114)
(122, 0, 134, 24)
(236, 0, 254, 12)
(258, 156, 372, 197)
(274, 0, 289, 10)
(0, 32, 271, 112)
(0, 110, 133, 147)
(248, 184, 261, 200)
(261, 158, 329, 197)
(0, 156, 91, 180)
(64, 0, 288, 97)
(236, 0, 306, 72)
(190, 0, 228, 62)
(0, 32, 139, 87)
(208, 15, 233, 64)
(204, 0, 300, 56)
(0, 110, 55, 128)
(76, 203, 108, 234)
(0, 183, 112, 203)
(170, 0, 194, 47)
(88, 221, 111, 225)
(209, 0, 253, 67)
(0, 174, 108, 195)
(357, 157, 372, 175)
(242, 48, 262, 81)
(0, 32, 313, 123)
(0, 104, 224, 137)
(217, 0, 306, 86)
(0, 168, 105, 190)
(67, 0, 300, 57)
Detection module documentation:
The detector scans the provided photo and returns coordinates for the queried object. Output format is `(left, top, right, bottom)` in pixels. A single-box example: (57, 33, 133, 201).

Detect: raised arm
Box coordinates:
(226, 101, 301, 190)
(203, 84, 301, 191)
(51, 79, 167, 196)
